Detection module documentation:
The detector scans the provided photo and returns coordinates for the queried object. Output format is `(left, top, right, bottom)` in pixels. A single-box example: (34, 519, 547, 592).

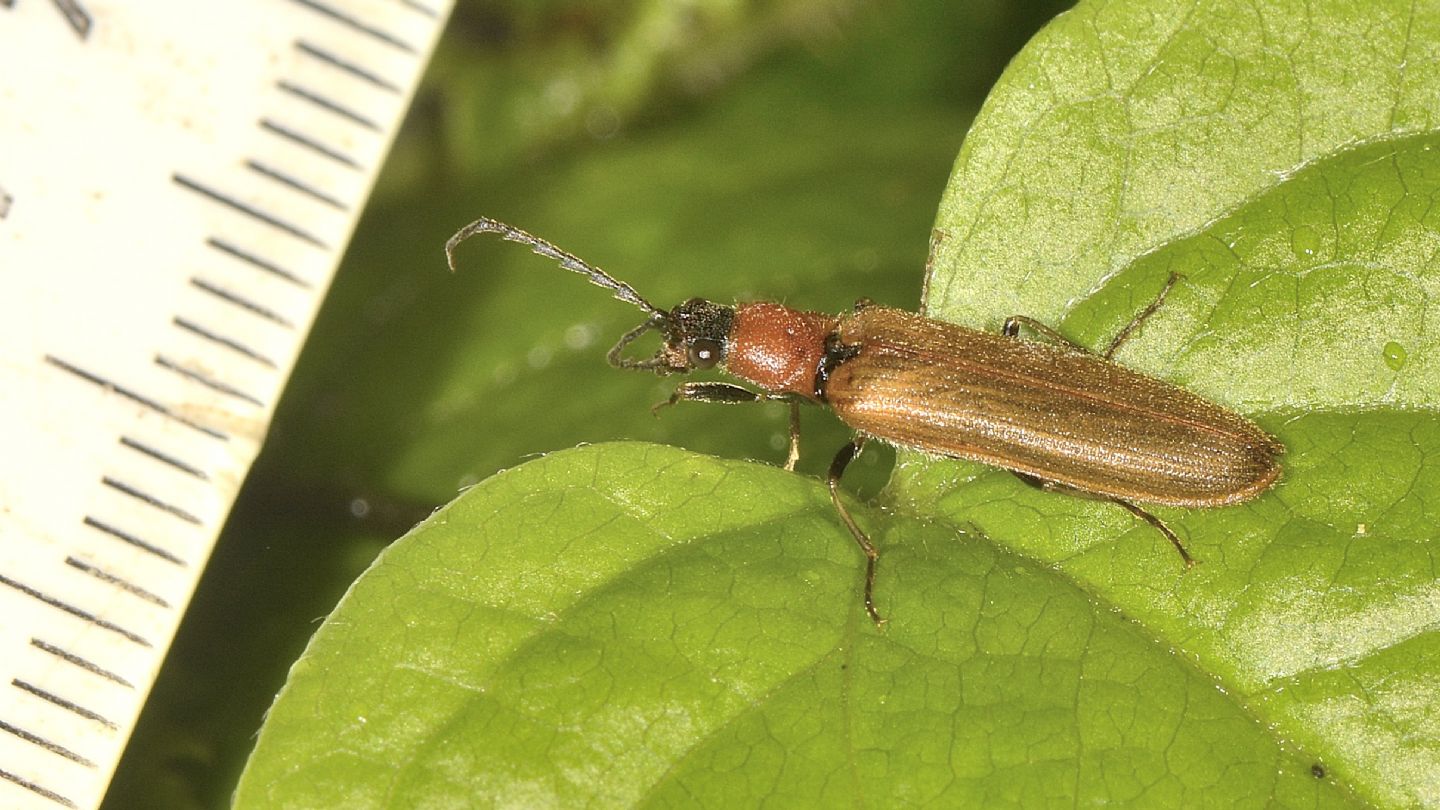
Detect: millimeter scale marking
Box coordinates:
(0, 1, 453, 807)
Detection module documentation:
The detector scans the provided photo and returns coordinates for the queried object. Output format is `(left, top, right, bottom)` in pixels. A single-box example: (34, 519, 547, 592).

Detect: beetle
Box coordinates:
(446, 217, 1284, 625)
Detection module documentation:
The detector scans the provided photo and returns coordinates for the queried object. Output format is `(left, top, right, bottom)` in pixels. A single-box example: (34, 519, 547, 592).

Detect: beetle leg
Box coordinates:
(653, 381, 764, 413)
(921, 228, 950, 305)
(924, 229, 949, 275)
(1101, 272, 1182, 359)
(654, 383, 804, 470)
(1002, 316, 1087, 352)
(1002, 272, 1185, 359)
(828, 436, 885, 627)
(1011, 472, 1194, 567)
(784, 399, 802, 471)
(1109, 498, 1195, 568)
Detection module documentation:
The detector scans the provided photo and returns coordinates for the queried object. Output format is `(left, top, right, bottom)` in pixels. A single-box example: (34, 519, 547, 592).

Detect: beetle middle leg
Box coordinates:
(1002, 316, 1085, 350)
(827, 435, 885, 626)
(1002, 272, 1183, 359)
(654, 382, 804, 471)
(920, 228, 951, 304)
(1011, 472, 1194, 567)
(1100, 272, 1181, 359)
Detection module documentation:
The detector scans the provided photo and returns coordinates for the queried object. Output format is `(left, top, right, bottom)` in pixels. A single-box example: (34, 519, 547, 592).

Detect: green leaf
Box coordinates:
(233, 0, 1440, 807)
(235, 444, 1347, 807)
(899, 1, 1440, 804)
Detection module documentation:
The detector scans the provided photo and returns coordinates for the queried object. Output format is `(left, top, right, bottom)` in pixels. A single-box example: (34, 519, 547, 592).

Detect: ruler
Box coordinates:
(0, 1, 451, 807)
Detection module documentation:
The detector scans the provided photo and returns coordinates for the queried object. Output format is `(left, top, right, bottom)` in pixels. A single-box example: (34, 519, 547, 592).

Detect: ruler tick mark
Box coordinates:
(259, 118, 363, 169)
(12, 679, 119, 729)
(49, 0, 91, 39)
(295, 40, 401, 92)
(172, 317, 278, 369)
(246, 159, 350, 210)
(0, 574, 152, 647)
(0, 718, 96, 766)
(173, 173, 328, 247)
(101, 475, 203, 524)
(82, 517, 187, 566)
(290, 0, 417, 53)
(0, 767, 75, 808)
(190, 278, 296, 328)
(205, 237, 311, 288)
(65, 557, 172, 608)
(398, 0, 440, 18)
(44, 355, 230, 440)
(119, 435, 212, 480)
(276, 80, 380, 131)
(155, 355, 266, 407)
(30, 639, 134, 688)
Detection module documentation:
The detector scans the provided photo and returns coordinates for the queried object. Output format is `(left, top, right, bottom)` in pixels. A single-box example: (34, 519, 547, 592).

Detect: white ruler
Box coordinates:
(0, 1, 451, 807)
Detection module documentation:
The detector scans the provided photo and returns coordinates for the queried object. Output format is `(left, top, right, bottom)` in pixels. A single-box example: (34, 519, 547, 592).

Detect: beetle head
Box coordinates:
(445, 219, 735, 375)
(607, 298, 735, 374)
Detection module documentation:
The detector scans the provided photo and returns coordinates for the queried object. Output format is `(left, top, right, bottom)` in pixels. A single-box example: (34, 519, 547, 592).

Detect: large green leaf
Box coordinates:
(234, 0, 1440, 807)
(236, 444, 1347, 807)
(901, 1, 1440, 804)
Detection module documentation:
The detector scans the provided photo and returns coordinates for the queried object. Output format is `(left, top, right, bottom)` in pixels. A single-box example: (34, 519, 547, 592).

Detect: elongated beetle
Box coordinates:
(447, 218, 1283, 625)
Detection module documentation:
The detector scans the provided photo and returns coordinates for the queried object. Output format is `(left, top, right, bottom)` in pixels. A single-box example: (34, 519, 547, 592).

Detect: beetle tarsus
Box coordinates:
(920, 229, 951, 304)
(863, 556, 886, 628)
(658, 384, 805, 470)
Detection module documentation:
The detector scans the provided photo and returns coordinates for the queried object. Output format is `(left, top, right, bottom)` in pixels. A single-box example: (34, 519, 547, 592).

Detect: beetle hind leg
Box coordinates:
(1011, 472, 1194, 568)
(1109, 498, 1195, 568)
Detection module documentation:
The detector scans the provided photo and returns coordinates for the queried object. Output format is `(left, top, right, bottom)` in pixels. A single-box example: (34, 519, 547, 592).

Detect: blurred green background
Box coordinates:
(103, 2, 1071, 806)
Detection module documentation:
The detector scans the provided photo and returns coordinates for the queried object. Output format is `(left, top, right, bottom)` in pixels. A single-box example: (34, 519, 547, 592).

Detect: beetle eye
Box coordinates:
(688, 338, 723, 369)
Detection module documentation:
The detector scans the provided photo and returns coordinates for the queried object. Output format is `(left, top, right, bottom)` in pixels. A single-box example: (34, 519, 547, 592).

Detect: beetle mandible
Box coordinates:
(446, 217, 1284, 626)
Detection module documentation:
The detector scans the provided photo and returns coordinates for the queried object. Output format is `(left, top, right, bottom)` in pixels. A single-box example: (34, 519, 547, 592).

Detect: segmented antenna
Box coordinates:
(446, 217, 664, 316)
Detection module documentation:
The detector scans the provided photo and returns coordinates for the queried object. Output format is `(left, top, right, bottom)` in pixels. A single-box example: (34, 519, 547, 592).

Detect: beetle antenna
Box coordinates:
(446, 217, 665, 317)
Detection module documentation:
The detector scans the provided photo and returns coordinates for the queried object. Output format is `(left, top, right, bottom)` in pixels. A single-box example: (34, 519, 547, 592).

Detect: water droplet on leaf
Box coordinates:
(1382, 341, 1407, 371)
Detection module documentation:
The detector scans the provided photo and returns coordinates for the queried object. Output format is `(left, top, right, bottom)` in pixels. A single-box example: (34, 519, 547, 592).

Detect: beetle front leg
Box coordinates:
(653, 383, 805, 471)
(653, 381, 766, 411)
